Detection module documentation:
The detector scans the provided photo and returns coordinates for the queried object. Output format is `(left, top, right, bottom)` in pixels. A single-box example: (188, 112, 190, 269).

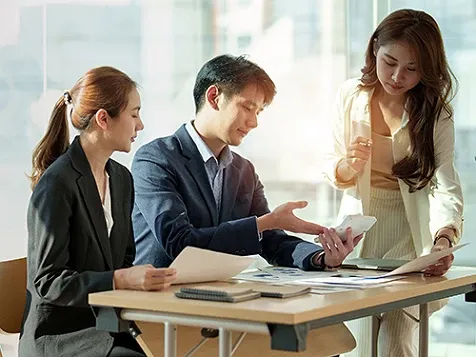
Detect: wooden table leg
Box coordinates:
(134, 334, 157, 357)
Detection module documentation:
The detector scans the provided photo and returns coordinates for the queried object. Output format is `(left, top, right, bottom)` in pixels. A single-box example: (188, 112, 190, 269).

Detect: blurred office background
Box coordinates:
(0, 0, 474, 354)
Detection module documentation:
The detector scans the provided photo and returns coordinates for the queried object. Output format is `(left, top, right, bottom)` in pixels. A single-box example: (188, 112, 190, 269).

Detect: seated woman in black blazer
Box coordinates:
(19, 66, 176, 357)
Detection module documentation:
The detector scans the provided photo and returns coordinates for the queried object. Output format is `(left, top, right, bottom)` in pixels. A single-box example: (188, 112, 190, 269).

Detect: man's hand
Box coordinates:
(257, 201, 325, 235)
(315, 228, 363, 268)
(114, 265, 177, 291)
(424, 239, 454, 276)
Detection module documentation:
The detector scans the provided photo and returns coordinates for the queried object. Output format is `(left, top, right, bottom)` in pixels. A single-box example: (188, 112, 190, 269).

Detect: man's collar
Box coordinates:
(185, 121, 214, 163)
(185, 121, 233, 167)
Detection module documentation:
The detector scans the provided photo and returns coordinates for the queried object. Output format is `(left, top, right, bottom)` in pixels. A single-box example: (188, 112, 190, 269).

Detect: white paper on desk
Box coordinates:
(310, 286, 360, 294)
(380, 243, 469, 277)
(291, 275, 404, 289)
(170, 247, 256, 284)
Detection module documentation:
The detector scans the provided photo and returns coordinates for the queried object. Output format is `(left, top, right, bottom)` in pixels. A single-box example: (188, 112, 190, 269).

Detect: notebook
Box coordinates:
(175, 284, 311, 302)
(175, 290, 261, 303)
(252, 285, 311, 298)
(180, 285, 254, 297)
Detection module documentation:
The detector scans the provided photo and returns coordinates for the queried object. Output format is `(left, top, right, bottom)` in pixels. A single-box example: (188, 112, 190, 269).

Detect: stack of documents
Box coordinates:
(233, 244, 469, 293)
(234, 266, 331, 283)
(167, 243, 468, 295)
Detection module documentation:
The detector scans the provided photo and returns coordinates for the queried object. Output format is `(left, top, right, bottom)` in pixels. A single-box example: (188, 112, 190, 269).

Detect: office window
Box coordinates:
(389, 1, 476, 353)
(238, 0, 253, 6)
(1, 1, 475, 354)
(236, 34, 252, 50)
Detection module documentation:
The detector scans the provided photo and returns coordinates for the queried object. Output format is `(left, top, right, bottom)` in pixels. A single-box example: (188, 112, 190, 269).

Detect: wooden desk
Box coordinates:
(89, 268, 476, 357)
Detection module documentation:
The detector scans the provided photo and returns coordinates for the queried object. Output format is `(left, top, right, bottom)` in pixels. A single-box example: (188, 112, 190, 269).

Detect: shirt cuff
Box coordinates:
(310, 251, 340, 271)
(334, 159, 357, 186)
(310, 251, 325, 269)
(255, 216, 263, 241)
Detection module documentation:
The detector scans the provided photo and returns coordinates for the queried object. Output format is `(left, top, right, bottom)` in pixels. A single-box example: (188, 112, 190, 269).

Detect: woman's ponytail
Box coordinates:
(29, 66, 138, 190)
(29, 94, 70, 190)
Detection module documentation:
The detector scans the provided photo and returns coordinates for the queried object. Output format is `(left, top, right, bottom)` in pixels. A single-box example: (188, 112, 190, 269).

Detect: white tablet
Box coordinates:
(334, 214, 377, 241)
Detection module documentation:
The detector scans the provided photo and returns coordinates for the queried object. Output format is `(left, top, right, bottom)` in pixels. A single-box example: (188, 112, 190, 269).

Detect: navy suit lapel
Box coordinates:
(185, 157, 219, 226)
(69, 137, 114, 270)
(176, 125, 219, 225)
(219, 163, 239, 222)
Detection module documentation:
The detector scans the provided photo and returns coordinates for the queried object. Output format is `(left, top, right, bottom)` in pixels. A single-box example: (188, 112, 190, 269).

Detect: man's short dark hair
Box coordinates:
(193, 54, 276, 113)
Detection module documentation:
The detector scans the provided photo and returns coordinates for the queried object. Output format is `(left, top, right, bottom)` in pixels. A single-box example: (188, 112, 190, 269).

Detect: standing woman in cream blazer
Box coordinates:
(20, 67, 176, 357)
(323, 9, 463, 357)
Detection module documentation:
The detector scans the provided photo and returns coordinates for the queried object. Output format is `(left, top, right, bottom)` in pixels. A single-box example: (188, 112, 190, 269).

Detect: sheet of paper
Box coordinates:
(290, 275, 405, 289)
(233, 266, 334, 283)
(381, 243, 469, 277)
(170, 247, 256, 284)
(310, 286, 360, 294)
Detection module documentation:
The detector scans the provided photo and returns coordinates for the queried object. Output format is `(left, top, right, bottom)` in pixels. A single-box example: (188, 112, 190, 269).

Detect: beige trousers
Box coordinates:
(343, 187, 419, 357)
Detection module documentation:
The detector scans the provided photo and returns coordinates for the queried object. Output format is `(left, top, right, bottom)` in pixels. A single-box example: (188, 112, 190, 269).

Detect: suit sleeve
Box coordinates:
(132, 147, 262, 261)
(429, 116, 464, 242)
(28, 175, 113, 307)
(246, 162, 323, 270)
(322, 80, 358, 189)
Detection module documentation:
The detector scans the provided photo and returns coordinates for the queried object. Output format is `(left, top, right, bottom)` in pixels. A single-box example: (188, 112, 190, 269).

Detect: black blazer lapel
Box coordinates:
(176, 125, 219, 225)
(219, 163, 240, 222)
(107, 162, 126, 268)
(68, 137, 114, 270)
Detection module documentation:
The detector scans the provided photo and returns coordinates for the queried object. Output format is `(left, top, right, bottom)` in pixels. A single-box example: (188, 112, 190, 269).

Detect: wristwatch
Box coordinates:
(316, 252, 341, 271)
(434, 233, 454, 247)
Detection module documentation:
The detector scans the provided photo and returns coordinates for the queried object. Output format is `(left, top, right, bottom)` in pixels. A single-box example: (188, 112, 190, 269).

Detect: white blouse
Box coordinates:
(103, 172, 114, 237)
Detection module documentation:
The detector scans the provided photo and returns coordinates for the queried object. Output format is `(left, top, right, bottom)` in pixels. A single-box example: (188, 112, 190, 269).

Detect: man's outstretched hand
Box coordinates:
(257, 201, 325, 235)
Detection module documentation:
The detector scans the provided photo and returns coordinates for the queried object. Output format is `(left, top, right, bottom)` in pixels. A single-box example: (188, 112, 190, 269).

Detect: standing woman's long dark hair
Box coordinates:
(29, 66, 137, 189)
(360, 9, 457, 192)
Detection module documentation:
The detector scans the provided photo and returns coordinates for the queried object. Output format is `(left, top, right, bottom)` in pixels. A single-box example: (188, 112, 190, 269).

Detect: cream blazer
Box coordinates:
(323, 78, 464, 256)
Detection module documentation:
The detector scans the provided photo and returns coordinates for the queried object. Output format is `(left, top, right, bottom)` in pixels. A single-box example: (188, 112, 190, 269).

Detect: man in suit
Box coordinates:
(132, 54, 360, 270)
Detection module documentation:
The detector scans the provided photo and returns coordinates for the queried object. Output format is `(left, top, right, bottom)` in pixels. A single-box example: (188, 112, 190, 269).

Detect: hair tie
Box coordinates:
(63, 91, 73, 106)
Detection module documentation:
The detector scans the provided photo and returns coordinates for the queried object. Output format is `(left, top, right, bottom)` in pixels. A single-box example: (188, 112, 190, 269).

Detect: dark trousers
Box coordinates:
(106, 333, 145, 357)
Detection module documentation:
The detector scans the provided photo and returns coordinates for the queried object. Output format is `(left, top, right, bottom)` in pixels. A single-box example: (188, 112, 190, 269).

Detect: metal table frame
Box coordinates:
(94, 284, 476, 357)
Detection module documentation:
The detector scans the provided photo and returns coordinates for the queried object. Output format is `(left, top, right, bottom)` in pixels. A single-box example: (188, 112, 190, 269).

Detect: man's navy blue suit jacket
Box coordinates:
(131, 124, 322, 269)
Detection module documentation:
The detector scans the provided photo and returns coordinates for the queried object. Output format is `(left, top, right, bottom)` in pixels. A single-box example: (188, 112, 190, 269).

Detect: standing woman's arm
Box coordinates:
(323, 80, 362, 189)
(429, 116, 464, 245)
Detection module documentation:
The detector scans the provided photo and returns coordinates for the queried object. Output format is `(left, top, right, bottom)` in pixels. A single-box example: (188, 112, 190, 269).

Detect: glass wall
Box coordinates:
(0, 0, 474, 354)
(388, 0, 476, 352)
